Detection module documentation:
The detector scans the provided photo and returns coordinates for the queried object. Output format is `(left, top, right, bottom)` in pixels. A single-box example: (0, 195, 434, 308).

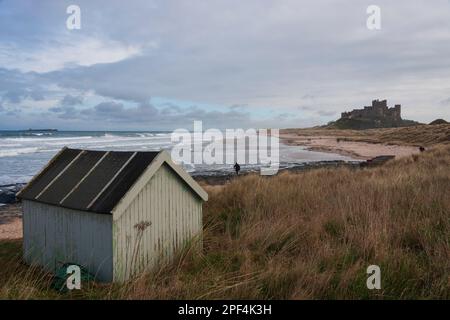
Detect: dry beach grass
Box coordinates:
(0, 144, 449, 299)
(281, 124, 450, 146)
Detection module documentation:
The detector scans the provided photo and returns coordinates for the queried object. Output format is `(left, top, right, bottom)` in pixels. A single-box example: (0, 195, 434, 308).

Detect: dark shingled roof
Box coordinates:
(18, 148, 159, 214)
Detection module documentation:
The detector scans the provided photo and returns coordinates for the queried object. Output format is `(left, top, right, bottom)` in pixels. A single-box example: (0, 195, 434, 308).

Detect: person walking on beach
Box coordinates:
(234, 162, 241, 175)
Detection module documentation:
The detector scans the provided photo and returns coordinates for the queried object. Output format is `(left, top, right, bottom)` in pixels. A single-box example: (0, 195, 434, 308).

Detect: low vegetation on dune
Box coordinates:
(282, 124, 450, 146)
(429, 119, 448, 126)
(1, 145, 449, 299)
(328, 117, 419, 130)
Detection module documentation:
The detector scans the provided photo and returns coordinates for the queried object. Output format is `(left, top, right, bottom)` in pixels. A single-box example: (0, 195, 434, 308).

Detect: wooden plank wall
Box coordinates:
(22, 200, 114, 281)
(113, 164, 203, 282)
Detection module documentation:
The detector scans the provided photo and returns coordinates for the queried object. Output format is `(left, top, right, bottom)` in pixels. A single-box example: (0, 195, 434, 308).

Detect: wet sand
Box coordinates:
(280, 133, 421, 160)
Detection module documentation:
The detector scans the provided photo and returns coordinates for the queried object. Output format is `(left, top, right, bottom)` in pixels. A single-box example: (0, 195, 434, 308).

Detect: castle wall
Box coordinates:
(340, 100, 402, 122)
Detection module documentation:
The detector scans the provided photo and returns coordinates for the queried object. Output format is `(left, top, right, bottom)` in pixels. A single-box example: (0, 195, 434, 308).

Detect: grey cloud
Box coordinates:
(93, 101, 127, 115)
(229, 104, 247, 111)
(298, 105, 338, 117)
(0, 68, 50, 104)
(317, 110, 337, 117)
(6, 108, 21, 116)
(49, 107, 63, 113)
(49, 93, 86, 118)
(61, 94, 83, 106)
(276, 112, 295, 120)
(298, 106, 315, 111)
(54, 100, 252, 129)
(3, 88, 44, 103)
(440, 98, 450, 106)
(3, 89, 26, 104)
(49, 105, 78, 119)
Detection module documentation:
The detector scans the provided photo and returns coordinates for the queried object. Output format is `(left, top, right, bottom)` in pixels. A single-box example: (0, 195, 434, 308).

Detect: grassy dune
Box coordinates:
(1, 145, 449, 299)
(282, 124, 450, 146)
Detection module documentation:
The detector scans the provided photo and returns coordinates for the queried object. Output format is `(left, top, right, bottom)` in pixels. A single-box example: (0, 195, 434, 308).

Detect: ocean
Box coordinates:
(0, 130, 357, 186)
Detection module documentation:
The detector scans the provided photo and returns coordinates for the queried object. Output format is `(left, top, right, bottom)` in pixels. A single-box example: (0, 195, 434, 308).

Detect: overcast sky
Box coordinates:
(1, 0, 450, 130)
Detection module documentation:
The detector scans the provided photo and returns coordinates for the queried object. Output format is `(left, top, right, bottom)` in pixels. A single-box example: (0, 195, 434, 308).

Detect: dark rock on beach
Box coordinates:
(0, 184, 26, 204)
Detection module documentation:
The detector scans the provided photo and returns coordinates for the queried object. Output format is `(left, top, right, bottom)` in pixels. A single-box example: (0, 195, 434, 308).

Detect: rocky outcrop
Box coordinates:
(0, 184, 25, 204)
(429, 119, 448, 125)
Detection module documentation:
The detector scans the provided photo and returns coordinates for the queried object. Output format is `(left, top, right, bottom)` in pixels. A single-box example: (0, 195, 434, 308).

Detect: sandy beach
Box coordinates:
(280, 132, 421, 160)
(0, 204, 22, 240)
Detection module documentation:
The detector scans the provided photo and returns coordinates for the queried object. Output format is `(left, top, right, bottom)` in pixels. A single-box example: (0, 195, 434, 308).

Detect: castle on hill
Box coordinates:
(341, 99, 402, 122)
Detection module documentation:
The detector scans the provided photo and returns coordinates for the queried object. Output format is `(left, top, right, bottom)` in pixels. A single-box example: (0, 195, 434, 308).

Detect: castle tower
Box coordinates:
(393, 104, 401, 121)
(372, 99, 387, 116)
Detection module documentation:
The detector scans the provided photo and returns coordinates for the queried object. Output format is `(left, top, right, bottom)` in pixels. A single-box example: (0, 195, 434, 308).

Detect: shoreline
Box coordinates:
(0, 159, 362, 197)
(192, 160, 362, 185)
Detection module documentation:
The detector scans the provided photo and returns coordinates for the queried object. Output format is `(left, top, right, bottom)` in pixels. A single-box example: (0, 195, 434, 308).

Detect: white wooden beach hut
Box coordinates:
(17, 147, 208, 282)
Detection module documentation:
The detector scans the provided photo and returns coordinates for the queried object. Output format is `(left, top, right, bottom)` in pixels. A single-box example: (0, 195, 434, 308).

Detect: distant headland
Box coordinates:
(26, 129, 58, 132)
